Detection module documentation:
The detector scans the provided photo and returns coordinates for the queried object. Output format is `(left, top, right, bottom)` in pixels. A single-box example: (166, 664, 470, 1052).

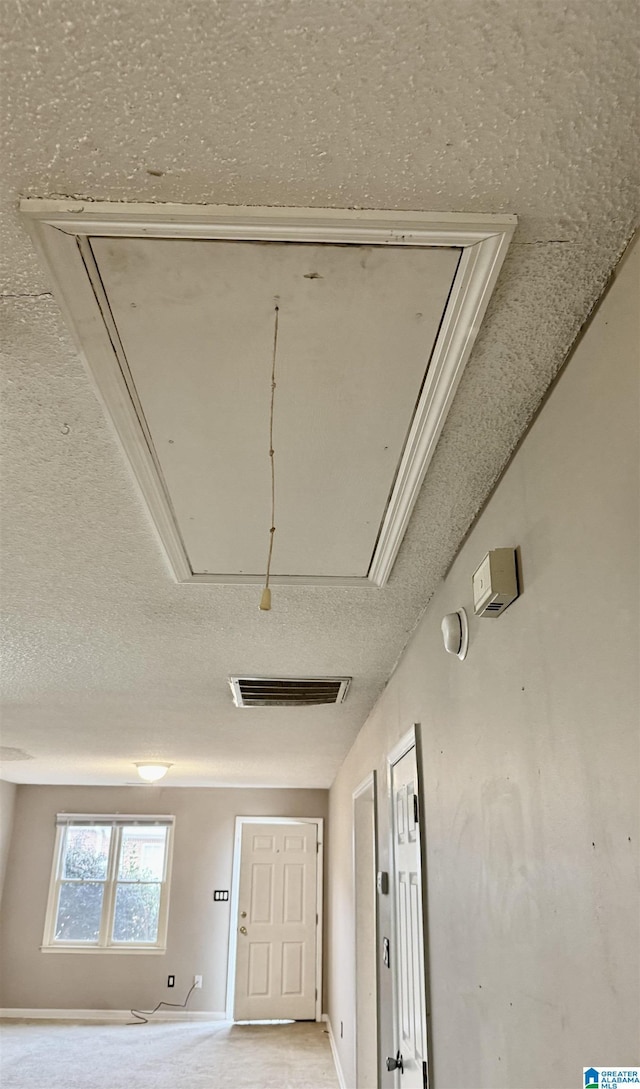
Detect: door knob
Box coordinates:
(239, 926, 247, 935)
(240, 911, 247, 918)
(386, 1051, 404, 1073)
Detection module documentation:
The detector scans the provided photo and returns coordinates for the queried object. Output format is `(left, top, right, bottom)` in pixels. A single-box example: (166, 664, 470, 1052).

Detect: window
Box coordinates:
(42, 815, 174, 953)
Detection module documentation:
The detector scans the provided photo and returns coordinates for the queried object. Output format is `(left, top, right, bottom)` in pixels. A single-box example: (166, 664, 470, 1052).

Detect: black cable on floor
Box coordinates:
(129, 981, 197, 1025)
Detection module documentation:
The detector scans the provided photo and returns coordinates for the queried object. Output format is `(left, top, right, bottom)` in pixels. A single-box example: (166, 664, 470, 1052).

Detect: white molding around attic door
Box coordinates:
(21, 200, 516, 587)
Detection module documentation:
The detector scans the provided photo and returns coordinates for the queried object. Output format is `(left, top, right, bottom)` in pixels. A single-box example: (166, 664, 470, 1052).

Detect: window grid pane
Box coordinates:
(62, 825, 112, 880)
(112, 882, 162, 943)
(118, 826, 168, 882)
(55, 881, 105, 941)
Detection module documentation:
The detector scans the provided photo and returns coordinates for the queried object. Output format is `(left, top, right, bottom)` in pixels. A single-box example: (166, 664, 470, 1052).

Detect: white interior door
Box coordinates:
(233, 821, 318, 1020)
(390, 746, 428, 1089)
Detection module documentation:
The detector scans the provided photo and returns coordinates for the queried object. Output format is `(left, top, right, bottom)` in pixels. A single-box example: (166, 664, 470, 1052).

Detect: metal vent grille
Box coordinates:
(229, 676, 351, 708)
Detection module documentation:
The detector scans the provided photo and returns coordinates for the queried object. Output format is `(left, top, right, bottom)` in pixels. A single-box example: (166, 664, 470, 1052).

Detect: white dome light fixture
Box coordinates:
(441, 609, 469, 661)
(135, 762, 172, 783)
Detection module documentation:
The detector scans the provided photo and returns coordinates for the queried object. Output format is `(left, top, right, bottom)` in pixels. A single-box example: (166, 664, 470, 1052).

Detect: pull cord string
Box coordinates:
(260, 304, 279, 610)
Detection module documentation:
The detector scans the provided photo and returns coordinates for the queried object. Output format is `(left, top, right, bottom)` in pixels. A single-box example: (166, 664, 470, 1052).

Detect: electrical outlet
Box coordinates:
(193, 975, 203, 989)
(167, 975, 175, 988)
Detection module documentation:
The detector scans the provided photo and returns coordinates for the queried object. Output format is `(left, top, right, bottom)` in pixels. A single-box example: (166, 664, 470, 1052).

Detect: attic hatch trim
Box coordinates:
(20, 200, 516, 588)
(229, 676, 351, 708)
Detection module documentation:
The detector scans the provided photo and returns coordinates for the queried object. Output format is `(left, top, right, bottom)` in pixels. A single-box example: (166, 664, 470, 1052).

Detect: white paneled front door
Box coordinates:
(233, 821, 318, 1021)
(390, 745, 428, 1088)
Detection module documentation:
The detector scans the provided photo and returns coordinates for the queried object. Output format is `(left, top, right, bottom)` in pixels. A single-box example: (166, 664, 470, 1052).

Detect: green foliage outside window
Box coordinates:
(55, 833, 161, 943)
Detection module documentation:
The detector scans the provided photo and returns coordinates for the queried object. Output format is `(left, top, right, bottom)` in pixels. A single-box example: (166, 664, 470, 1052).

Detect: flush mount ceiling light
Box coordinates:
(135, 762, 172, 783)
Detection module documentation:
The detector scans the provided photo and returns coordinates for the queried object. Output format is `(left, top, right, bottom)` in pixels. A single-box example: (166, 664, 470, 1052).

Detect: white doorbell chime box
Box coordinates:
(472, 548, 519, 617)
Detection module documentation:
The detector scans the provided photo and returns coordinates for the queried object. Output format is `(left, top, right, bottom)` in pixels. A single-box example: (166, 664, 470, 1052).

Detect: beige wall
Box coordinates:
(0, 784, 327, 1012)
(327, 234, 640, 1089)
(0, 780, 17, 907)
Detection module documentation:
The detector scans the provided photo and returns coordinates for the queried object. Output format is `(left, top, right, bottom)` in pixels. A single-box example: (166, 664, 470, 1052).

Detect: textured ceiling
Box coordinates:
(1, 0, 638, 788)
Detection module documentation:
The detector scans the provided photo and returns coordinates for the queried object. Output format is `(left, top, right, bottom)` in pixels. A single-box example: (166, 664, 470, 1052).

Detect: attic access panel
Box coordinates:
(21, 202, 516, 587)
(92, 236, 459, 580)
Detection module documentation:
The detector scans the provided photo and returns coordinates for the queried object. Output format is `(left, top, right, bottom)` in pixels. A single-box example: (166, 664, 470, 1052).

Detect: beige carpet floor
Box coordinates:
(0, 1019, 339, 1089)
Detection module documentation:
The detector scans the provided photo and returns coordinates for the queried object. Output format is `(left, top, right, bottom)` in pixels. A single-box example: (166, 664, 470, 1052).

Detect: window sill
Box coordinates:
(40, 945, 167, 955)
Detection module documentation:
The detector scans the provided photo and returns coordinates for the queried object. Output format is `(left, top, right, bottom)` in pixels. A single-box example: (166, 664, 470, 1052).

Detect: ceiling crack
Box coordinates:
(1, 291, 54, 299)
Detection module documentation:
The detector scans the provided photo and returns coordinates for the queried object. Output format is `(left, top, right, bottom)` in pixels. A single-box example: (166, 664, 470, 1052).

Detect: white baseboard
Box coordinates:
(325, 1016, 348, 1089)
(0, 1008, 227, 1023)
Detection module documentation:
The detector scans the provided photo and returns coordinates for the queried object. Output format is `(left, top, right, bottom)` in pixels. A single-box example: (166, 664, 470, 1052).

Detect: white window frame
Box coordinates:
(41, 814, 175, 955)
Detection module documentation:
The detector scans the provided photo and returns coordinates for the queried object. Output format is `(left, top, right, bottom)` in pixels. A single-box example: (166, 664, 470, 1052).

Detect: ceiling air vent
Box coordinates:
(229, 676, 351, 708)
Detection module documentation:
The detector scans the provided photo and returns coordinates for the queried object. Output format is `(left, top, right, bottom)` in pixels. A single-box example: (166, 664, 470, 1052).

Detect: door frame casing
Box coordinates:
(226, 816, 324, 1022)
(352, 771, 379, 1089)
(414, 724, 435, 1089)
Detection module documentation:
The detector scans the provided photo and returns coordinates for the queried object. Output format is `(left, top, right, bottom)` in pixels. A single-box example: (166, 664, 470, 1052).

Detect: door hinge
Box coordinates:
(413, 793, 419, 824)
(423, 1059, 429, 1088)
